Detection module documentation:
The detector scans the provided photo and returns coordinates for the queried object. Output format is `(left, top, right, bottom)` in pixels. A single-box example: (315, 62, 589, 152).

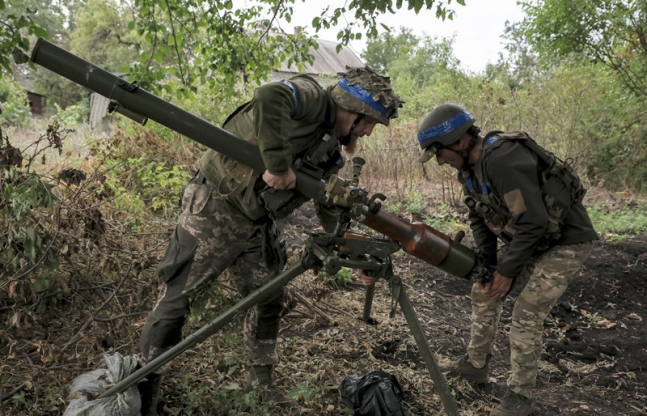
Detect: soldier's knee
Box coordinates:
(140, 316, 186, 358)
(257, 288, 284, 317)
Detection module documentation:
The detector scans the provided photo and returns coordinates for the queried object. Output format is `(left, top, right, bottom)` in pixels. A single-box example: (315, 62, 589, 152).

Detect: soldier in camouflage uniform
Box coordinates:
(137, 66, 404, 415)
(416, 104, 597, 416)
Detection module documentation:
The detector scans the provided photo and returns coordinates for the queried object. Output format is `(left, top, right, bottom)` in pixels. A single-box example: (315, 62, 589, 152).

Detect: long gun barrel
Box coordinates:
(30, 38, 479, 279)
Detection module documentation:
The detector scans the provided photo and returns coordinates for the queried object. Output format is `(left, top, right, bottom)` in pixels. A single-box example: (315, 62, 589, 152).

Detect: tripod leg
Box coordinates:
(98, 260, 309, 400)
(390, 276, 460, 416)
(362, 283, 376, 324)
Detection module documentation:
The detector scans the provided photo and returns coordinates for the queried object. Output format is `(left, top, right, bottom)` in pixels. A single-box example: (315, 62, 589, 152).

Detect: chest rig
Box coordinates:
(460, 131, 586, 245)
(206, 78, 343, 221)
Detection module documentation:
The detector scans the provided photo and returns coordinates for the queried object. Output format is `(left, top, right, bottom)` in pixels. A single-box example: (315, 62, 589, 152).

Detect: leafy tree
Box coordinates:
(0, 0, 48, 72)
(69, 0, 140, 73)
(2, 0, 87, 110)
(363, 27, 460, 87)
(487, 20, 543, 90)
(517, 0, 647, 96)
(363, 27, 420, 73)
(3, 0, 467, 105)
(118, 0, 465, 97)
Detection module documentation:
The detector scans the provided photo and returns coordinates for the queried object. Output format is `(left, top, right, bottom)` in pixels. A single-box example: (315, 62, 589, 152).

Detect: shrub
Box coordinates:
(0, 76, 31, 126)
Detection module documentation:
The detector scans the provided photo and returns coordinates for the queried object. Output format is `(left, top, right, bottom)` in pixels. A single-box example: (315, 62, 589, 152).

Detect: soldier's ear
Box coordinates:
(451, 133, 471, 150)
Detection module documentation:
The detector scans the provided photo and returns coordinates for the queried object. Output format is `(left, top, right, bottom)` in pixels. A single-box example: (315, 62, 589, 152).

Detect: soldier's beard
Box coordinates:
(339, 134, 358, 154)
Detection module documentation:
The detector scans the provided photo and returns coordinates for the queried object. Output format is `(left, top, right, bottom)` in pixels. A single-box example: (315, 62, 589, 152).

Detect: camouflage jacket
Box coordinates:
(459, 131, 598, 279)
(198, 74, 344, 230)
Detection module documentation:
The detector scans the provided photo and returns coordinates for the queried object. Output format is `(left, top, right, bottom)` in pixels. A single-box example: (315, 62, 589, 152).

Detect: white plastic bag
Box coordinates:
(63, 352, 141, 416)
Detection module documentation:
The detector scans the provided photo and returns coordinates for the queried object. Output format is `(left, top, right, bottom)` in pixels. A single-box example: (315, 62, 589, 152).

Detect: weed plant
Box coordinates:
(587, 201, 647, 236)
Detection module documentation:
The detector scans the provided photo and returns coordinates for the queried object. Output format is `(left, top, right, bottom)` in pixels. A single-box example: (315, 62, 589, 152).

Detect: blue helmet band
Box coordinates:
(417, 110, 474, 147)
(337, 77, 391, 118)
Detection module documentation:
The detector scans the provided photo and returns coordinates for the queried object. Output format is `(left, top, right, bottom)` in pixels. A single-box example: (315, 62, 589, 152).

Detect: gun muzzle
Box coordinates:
(29, 38, 327, 203)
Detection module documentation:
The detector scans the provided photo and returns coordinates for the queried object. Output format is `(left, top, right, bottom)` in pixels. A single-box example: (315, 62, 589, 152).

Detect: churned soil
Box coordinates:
(272, 204, 647, 416)
(424, 235, 647, 415)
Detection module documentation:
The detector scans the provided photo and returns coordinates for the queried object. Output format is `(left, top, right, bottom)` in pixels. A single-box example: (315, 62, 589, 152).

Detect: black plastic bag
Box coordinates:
(339, 370, 411, 416)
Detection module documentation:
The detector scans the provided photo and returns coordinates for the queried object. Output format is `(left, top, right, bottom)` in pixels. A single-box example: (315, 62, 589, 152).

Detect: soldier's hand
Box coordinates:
(358, 270, 376, 287)
(479, 271, 512, 299)
(263, 169, 297, 190)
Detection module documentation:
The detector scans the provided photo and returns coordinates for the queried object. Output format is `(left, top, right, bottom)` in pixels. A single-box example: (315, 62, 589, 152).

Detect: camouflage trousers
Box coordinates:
(140, 174, 285, 367)
(467, 241, 593, 398)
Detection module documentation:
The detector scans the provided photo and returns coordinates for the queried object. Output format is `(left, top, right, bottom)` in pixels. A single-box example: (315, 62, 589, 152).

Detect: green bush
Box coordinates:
(587, 201, 647, 235)
(103, 154, 190, 218)
(1, 166, 58, 274)
(0, 76, 31, 126)
(50, 102, 88, 126)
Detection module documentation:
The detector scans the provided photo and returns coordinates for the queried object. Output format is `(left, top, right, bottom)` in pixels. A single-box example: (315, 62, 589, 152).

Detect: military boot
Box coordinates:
(244, 365, 297, 407)
(138, 373, 162, 416)
(438, 354, 490, 384)
(490, 390, 534, 416)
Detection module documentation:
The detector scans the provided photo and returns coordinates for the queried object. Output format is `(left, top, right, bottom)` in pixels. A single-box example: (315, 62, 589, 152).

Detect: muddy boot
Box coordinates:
(490, 390, 534, 416)
(244, 365, 297, 407)
(438, 354, 490, 384)
(138, 373, 162, 416)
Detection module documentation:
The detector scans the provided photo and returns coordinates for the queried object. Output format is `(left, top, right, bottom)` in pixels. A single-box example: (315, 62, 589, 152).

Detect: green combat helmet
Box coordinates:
(330, 66, 404, 126)
(417, 103, 476, 163)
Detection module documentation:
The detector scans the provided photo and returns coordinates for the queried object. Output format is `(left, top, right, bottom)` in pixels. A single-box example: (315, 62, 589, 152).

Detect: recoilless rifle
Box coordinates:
(31, 38, 492, 416)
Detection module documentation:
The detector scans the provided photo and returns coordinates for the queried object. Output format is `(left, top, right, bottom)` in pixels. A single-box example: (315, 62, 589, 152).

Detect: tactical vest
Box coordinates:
(198, 77, 343, 221)
(460, 131, 586, 245)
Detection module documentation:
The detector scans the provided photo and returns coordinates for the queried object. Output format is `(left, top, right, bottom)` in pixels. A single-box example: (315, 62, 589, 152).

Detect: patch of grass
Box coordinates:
(288, 376, 338, 402)
(587, 201, 647, 235)
(384, 200, 403, 214)
(321, 267, 354, 289)
(404, 190, 428, 215)
(422, 202, 467, 236)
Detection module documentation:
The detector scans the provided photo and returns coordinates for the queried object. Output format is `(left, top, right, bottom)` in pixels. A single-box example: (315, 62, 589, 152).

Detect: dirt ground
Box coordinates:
(412, 232, 647, 416)
(272, 203, 647, 416)
(1, 199, 646, 416)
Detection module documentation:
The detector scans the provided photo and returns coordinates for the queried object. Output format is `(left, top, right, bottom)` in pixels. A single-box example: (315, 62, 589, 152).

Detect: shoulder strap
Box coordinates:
(488, 130, 555, 167)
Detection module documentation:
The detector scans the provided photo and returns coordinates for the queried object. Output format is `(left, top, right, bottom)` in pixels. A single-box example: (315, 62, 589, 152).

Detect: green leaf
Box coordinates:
(33, 27, 49, 39)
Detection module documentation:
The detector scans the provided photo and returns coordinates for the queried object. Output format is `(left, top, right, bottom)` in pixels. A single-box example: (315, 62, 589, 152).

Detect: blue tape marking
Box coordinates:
(417, 110, 474, 147)
(280, 79, 300, 117)
(337, 77, 389, 118)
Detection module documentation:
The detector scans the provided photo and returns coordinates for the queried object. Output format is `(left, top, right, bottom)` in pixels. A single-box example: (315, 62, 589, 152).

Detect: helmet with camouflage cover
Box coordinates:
(417, 103, 476, 163)
(330, 66, 404, 126)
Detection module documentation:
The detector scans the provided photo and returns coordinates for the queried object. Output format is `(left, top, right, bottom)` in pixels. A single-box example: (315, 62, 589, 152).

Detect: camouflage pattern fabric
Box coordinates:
(330, 66, 404, 125)
(140, 175, 285, 367)
(467, 241, 593, 398)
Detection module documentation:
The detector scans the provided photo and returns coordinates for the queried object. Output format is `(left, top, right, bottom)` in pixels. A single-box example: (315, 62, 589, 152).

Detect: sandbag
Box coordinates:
(339, 370, 411, 416)
(63, 352, 141, 416)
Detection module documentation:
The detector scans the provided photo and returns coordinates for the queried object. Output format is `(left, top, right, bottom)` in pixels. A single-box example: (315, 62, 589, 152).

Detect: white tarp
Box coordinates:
(63, 352, 141, 416)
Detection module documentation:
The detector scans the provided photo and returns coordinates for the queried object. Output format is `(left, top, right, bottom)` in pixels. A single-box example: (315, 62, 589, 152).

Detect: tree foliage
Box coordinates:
(2, 0, 466, 104)
(117, 0, 464, 97)
(363, 27, 460, 87)
(517, 0, 647, 96)
(69, 0, 140, 74)
(0, 0, 49, 72)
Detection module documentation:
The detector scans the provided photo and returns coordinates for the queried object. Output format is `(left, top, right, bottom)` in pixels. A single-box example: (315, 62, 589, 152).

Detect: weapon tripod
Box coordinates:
(99, 223, 461, 416)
